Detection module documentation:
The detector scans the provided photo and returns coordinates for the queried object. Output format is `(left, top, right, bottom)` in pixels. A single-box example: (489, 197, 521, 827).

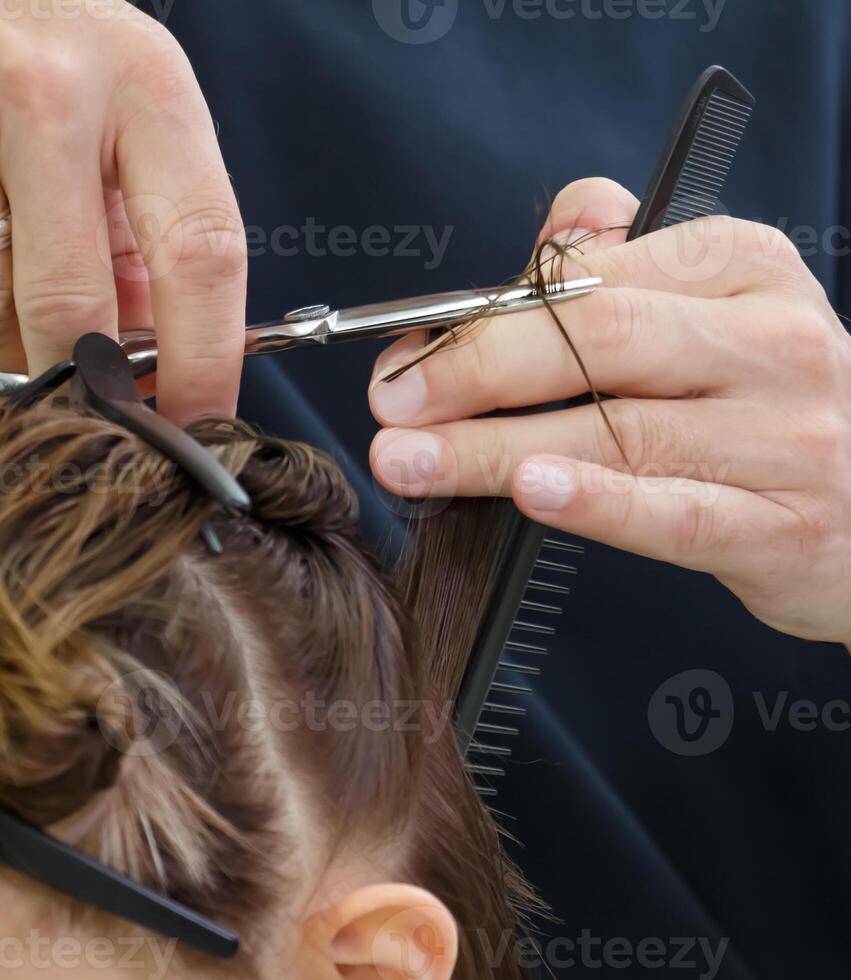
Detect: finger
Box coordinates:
(567, 215, 822, 301)
(538, 176, 639, 251)
(102, 189, 156, 400)
(512, 453, 789, 578)
(0, 130, 118, 376)
(116, 44, 247, 424)
(369, 178, 639, 414)
(0, 184, 24, 374)
(370, 287, 742, 426)
(369, 396, 791, 499)
(103, 188, 154, 331)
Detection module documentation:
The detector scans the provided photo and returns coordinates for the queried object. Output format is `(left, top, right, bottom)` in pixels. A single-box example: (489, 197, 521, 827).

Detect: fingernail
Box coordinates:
(518, 459, 576, 511)
(373, 429, 447, 495)
(370, 364, 428, 424)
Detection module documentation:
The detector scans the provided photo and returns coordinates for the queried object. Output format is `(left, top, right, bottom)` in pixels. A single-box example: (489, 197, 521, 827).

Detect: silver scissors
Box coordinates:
(0, 275, 601, 393)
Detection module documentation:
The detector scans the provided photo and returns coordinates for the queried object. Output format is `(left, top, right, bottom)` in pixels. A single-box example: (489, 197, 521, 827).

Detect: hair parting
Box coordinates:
(0, 398, 539, 978)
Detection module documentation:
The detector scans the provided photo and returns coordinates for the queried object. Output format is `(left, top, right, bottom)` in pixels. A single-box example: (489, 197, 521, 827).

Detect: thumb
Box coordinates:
(538, 177, 639, 254)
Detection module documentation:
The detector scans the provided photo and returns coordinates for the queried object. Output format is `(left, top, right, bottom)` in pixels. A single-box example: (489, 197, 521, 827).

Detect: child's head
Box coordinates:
(0, 399, 529, 979)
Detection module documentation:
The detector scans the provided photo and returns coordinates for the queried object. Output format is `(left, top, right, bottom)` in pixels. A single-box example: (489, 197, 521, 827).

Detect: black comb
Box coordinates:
(628, 65, 755, 239)
(458, 65, 755, 797)
(457, 513, 579, 798)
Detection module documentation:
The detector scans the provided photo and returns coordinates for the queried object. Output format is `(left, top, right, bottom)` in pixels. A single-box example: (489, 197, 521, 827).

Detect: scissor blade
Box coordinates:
(0, 277, 603, 390)
(326, 277, 602, 342)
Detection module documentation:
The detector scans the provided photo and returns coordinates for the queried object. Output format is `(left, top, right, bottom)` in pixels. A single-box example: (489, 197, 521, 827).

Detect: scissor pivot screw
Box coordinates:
(285, 304, 331, 323)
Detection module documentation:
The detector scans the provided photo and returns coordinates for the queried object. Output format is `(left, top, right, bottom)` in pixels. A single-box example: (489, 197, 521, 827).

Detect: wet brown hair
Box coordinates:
(0, 395, 532, 978)
(394, 234, 636, 975)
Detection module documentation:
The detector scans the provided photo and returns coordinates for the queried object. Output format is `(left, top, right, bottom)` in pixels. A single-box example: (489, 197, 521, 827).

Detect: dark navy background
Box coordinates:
(142, 2, 851, 976)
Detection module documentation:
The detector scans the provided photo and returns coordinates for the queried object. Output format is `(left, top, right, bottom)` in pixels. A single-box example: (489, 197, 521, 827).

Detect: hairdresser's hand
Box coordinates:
(0, 2, 246, 423)
(369, 178, 851, 648)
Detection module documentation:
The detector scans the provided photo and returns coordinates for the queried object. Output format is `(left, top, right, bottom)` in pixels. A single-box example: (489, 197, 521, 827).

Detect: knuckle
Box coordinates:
(754, 223, 800, 262)
(461, 328, 495, 396)
(591, 401, 635, 467)
(653, 215, 736, 283)
(478, 420, 515, 482)
(791, 495, 837, 552)
(19, 289, 115, 341)
(767, 304, 842, 392)
(128, 26, 194, 100)
(117, 31, 208, 136)
(610, 473, 638, 533)
(775, 307, 835, 373)
(606, 402, 679, 469)
(735, 221, 805, 281)
(671, 495, 720, 557)
(169, 201, 248, 283)
(693, 213, 737, 245)
(793, 414, 848, 479)
(592, 289, 642, 358)
(632, 409, 663, 466)
(166, 343, 242, 379)
(0, 43, 84, 121)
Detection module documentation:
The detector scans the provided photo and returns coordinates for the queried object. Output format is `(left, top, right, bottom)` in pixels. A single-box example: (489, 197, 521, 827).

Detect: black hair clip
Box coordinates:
(6, 333, 251, 554)
(0, 334, 247, 957)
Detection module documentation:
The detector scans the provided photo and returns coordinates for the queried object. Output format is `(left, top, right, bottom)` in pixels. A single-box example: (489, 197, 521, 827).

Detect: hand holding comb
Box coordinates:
(457, 65, 756, 795)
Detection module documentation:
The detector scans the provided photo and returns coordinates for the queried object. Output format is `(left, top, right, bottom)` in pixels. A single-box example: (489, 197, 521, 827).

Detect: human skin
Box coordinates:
(370, 178, 851, 651)
(0, 865, 458, 979)
(0, 1, 247, 426)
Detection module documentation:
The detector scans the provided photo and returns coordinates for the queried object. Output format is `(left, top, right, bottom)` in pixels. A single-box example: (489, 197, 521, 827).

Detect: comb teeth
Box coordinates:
(504, 639, 548, 654)
(483, 701, 526, 716)
(663, 91, 753, 227)
(519, 598, 562, 615)
(465, 535, 585, 797)
(469, 741, 513, 757)
(512, 619, 556, 636)
(527, 578, 571, 596)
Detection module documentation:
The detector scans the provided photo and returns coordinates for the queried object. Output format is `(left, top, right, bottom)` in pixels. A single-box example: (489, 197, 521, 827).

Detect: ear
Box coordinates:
(303, 883, 458, 980)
